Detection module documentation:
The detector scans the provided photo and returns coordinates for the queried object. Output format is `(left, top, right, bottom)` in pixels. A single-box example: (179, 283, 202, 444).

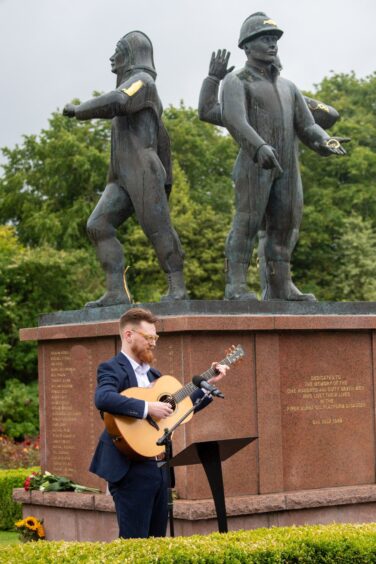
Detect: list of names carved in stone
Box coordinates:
(47, 345, 96, 478)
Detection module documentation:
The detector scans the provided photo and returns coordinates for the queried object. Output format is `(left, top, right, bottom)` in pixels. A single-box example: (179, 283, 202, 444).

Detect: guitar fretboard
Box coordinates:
(172, 355, 234, 404)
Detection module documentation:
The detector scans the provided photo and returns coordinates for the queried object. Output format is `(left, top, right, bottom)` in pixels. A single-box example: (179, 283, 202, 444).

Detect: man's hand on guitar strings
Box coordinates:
(148, 401, 173, 419)
(208, 362, 229, 384)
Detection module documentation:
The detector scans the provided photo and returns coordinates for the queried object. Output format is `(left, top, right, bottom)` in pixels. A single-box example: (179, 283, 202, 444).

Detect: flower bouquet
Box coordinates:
(15, 516, 45, 542)
(24, 470, 100, 493)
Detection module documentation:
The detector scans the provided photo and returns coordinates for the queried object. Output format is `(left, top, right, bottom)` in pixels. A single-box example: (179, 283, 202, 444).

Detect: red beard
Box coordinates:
(131, 342, 155, 365)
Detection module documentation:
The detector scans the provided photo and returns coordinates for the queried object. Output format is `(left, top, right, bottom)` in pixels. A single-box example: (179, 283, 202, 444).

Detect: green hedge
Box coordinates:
(0, 467, 39, 530)
(1, 523, 376, 563)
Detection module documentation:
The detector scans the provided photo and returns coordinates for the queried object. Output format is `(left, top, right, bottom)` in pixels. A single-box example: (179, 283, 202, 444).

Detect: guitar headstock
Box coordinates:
(225, 344, 245, 366)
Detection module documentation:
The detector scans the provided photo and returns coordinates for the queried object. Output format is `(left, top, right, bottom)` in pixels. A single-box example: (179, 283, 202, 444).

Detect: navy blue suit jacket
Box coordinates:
(90, 352, 209, 483)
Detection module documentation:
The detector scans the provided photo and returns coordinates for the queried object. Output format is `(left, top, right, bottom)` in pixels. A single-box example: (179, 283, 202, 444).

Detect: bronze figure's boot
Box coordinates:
(264, 261, 316, 301)
(224, 261, 258, 301)
(161, 271, 188, 301)
(85, 272, 131, 308)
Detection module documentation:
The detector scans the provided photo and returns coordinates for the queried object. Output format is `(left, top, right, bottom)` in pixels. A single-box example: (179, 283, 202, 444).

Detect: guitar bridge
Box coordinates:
(147, 415, 160, 431)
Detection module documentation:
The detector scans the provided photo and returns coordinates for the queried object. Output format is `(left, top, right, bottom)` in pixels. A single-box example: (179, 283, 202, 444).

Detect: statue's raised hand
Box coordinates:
(316, 137, 351, 156)
(209, 49, 235, 80)
(63, 103, 77, 118)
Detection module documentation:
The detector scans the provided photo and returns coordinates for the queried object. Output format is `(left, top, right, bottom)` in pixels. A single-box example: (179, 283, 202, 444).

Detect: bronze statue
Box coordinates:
(64, 31, 187, 307)
(199, 13, 348, 301)
(199, 49, 340, 299)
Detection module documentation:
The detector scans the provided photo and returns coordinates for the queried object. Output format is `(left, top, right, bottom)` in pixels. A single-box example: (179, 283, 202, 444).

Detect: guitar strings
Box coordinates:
(161, 347, 242, 405)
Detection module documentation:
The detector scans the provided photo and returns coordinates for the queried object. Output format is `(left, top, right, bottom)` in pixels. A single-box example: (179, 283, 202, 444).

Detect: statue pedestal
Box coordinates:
(17, 301, 376, 540)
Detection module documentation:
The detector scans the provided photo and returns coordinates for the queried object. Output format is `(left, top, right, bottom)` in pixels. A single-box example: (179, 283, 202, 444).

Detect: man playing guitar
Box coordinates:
(89, 307, 228, 538)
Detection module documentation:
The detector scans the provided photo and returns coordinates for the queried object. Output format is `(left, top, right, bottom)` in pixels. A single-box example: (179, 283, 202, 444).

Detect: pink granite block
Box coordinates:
(255, 333, 284, 494)
(279, 332, 375, 491)
(225, 493, 286, 516)
(94, 494, 116, 512)
(76, 509, 118, 542)
(12, 488, 30, 503)
(42, 491, 95, 509)
(159, 315, 275, 333)
(38, 337, 115, 490)
(285, 485, 376, 510)
(274, 315, 376, 331)
(30, 490, 45, 505)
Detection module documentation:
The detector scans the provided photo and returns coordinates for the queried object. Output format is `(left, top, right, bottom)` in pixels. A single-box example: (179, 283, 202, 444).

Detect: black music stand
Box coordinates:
(170, 436, 257, 533)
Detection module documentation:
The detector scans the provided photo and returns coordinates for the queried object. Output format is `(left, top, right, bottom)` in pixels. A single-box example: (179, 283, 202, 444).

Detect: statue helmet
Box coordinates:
(238, 12, 283, 48)
(118, 31, 156, 77)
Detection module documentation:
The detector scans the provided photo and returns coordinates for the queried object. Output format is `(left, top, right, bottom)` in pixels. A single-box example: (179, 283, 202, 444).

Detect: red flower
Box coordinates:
(24, 476, 31, 491)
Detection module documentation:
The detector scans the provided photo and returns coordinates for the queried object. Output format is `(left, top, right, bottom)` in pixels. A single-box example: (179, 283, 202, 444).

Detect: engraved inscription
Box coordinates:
(46, 346, 97, 478)
(285, 374, 367, 425)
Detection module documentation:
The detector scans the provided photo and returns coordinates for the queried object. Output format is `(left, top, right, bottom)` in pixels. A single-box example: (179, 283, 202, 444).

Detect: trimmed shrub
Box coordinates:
(0, 467, 39, 530)
(1, 523, 376, 562)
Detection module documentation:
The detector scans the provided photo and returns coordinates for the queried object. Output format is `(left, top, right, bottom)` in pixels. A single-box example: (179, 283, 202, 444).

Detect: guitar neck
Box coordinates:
(173, 354, 233, 404)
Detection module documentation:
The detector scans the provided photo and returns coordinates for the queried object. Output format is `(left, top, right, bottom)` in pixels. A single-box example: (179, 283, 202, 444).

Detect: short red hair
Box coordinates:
(119, 307, 158, 333)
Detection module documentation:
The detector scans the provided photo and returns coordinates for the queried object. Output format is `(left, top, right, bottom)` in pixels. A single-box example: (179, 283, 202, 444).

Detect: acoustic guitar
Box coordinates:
(104, 344, 245, 459)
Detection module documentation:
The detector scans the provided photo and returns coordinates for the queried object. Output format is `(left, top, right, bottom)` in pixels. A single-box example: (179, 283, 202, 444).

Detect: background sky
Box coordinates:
(0, 0, 375, 160)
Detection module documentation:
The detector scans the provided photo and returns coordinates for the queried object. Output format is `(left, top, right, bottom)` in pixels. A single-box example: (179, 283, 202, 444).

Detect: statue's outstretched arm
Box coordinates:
(295, 87, 348, 156)
(63, 90, 128, 121)
(63, 77, 150, 121)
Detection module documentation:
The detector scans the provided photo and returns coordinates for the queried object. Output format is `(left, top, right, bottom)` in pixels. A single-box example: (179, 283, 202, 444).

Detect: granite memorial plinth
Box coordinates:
(17, 301, 376, 540)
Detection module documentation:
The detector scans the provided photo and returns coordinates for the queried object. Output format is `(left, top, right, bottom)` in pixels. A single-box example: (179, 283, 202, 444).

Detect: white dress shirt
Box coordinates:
(121, 351, 150, 418)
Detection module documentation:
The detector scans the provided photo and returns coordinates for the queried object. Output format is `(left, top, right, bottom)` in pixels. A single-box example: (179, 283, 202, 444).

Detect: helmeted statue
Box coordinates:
(64, 31, 187, 307)
(199, 13, 348, 301)
(199, 50, 340, 299)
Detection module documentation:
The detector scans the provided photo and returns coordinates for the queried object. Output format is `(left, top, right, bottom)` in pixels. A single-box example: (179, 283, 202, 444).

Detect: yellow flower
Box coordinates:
(24, 516, 39, 530)
(37, 524, 45, 538)
(15, 519, 25, 528)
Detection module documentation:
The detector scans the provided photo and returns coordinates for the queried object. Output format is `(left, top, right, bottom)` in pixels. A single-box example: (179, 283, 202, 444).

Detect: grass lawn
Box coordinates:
(0, 531, 19, 545)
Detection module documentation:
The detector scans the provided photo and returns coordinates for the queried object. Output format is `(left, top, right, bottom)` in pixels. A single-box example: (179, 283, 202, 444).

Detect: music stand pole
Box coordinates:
(162, 431, 175, 538)
(156, 393, 211, 538)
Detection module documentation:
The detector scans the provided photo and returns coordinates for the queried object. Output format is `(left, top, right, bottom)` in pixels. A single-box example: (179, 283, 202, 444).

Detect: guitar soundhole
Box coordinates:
(159, 394, 176, 411)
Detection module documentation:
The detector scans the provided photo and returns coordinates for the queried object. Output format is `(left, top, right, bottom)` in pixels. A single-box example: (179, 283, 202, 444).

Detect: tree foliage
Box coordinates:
(295, 71, 376, 300)
(0, 105, 110, 250)
(164, 104, 237, 214)
(124, 162, 231, 302)
(0, 225, 102, 386)
(0, 379, 39, 439)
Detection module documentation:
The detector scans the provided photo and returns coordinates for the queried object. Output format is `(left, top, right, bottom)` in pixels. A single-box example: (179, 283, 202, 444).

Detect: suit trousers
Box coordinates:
(108, 459, 168, 539)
